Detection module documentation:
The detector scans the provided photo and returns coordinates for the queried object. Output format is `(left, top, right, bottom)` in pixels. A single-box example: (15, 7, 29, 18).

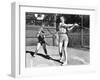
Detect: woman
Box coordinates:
(34, 25, 50, 59)
(58, 16, 78, 65)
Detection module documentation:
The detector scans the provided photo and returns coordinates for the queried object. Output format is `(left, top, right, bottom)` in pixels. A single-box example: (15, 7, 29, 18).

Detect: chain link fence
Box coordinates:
(26, 12, 90, 49)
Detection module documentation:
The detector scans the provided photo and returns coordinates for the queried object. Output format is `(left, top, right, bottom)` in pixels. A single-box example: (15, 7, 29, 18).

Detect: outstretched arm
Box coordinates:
(63, 21, 79, 27)
(63, 23, 74, 27)
(67, 25, 74, 31)
(36, 27, 43, 37)
(67, 23, 79, 31)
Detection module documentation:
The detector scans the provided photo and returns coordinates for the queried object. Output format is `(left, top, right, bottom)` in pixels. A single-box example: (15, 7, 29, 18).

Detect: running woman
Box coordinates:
(34, 25, 50, 59)
(58, 16, 78, 65)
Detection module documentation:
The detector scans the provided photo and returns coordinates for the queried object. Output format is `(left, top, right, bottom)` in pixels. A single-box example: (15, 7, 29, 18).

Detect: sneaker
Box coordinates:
(45, 55, 51, 59)
(60, 56, 64, 61)
(33, 53, 37, 57)
(62, 61, 67, 66)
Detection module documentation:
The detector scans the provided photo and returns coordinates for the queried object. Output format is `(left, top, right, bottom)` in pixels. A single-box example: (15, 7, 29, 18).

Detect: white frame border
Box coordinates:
(11, 2, 97, 78)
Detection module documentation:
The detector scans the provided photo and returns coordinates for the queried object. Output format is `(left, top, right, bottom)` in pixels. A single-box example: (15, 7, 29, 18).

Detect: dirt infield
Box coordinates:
(26, 46, 89, 67)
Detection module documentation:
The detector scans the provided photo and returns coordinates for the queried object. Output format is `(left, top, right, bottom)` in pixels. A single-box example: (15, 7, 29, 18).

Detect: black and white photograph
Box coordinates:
(11, 2, 97, 77)
(25, 12, 90, 67)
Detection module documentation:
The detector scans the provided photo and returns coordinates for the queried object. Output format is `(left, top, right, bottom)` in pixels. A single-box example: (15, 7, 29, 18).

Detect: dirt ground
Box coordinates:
(25, 46, 89, 67)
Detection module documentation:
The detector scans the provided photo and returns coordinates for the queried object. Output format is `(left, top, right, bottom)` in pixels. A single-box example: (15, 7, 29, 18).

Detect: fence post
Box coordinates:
(81, 15, 84, 48)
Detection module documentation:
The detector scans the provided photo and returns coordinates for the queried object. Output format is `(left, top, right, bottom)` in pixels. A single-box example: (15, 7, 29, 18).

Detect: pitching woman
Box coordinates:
(58, 16, 78, 65)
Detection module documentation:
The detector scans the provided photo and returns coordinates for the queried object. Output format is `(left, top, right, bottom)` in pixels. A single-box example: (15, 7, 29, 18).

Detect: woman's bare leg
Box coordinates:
(63, 40, 68, 65)
(59, 42, 63, 61)
(42, 43, 48, 55)
(42, 43, 51, 59)
(34, 43, 41, 54)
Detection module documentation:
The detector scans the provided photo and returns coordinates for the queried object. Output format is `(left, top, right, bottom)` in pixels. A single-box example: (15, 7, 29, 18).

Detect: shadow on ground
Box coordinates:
(26, 51, 63, 64)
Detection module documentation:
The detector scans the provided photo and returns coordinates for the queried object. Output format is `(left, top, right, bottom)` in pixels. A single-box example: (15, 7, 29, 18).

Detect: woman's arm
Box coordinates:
(36, 31, 40, 37)
(67, 25, 74, 31)
(59, 23, 74, 28)
(67, 23, 79, 31)
(63, 23, 74, 27)
(36, 28, 42, 37)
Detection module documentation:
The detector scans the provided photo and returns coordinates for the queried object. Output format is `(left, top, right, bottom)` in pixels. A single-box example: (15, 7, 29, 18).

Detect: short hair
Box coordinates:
(59, 16, 66, 22)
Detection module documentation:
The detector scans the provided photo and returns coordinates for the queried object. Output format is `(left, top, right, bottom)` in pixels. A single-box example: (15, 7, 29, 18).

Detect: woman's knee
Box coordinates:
(59, 42, 63, 47)
(37, 43, 41, 49)
(42, 44, 46, 49)
(59, 42, 62, 48)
